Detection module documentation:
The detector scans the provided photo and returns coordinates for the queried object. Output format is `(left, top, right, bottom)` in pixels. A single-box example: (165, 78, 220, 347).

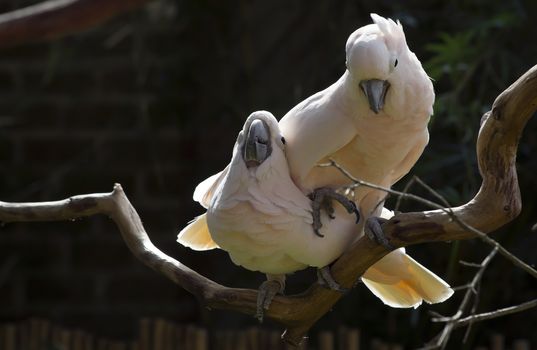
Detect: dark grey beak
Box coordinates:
(243, 119, 271, 168)
(359, 79, 390, 114)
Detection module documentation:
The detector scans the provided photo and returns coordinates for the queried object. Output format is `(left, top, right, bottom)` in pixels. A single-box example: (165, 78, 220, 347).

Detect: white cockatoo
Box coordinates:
(275, 13, 454, 308)
(178, 111, 453, 320)
(279, 14, 435, 238)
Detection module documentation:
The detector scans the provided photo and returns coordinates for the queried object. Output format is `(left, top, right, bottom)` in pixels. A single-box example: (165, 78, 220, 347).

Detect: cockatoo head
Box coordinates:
(345, 14, 434, 118)
(233, 111, 287, 174)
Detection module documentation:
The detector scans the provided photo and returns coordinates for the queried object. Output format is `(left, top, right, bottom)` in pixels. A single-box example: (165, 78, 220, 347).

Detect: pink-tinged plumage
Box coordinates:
(279, 13, 434, 222)
(178, 14, 453, 308)
(179, 111, 357, 274)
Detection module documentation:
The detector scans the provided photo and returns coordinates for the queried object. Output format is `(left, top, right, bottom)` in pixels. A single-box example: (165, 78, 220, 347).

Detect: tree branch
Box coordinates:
(1, 65, 536, 346)
(320, 163, 537, 279)
(420, 248, 498, 350)
(453, 298, 537, 328)
(421, 245, 537, 350)
(0, 0, 152, 48)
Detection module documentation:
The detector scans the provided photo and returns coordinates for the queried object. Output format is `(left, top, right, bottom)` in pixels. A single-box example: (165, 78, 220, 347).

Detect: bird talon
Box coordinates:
(255, 277, 285, 323)
(365, 217, 393, 250)
(309, 187, 361, 237)
(317, 266, 350, 293)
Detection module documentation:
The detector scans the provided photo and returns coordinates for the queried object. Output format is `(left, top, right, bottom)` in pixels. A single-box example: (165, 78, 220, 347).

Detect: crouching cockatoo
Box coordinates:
(279, 14, 435, 243)
(178, 111, 453, 321)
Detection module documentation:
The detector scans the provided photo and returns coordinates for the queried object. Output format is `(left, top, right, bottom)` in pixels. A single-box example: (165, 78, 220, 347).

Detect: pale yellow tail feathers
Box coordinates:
(362, 249, 453, 308)
(400, 253, 454, 304)
(362, 278, 424, 308)
(177, 213, 219, 251)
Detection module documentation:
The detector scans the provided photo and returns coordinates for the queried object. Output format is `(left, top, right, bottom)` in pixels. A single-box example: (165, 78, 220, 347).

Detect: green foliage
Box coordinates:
(425, 10, 522, 142)
(407, 2, 536, 209)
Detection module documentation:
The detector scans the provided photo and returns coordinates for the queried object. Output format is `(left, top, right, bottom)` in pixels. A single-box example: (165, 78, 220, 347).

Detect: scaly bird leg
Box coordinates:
(317, 266, 349, 293)
(309, 187, 360, 237)
(364, 216, 394, 250)
(255, 274, 285, 322)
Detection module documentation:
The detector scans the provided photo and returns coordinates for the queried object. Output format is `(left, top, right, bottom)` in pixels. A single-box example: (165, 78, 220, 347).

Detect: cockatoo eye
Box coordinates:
(394, 59, 398, 67)
(281, 137, 286, 145)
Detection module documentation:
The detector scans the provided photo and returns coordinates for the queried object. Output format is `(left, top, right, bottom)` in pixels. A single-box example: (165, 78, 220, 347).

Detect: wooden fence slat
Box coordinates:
(96, 337, 108, 350)
(139, 318, 151, 350)
(227, 330, 238, 350)
(213, 331, 223, 350)
(163, 319, 175, 350)
(337, 326, 348, 350)
(28, 318, 40, 350)
(19, 319, 30, 350)
(491, 334, 505, 350)
(318, 330, 334, 350)
(153, 318, 166, 350)
(39, 319, 51, 348)
(174, 325, 184, 350)
(73, 330, 85, 350)
(0, 318, 533, 350)
(269, 331, 282, 350)
(195, 328, 208, 350)
(247, 326, 259, 350)
(61, 328, 73, 349)
(346, 328, 359, 350)
(371, 338, 389, 350)
(258, 328, 269, 350)
(52, 325, 63, 349)
(130, 340, 140, 350)
(84, 332, 95, 350)
(233, 329, 242, 350)
(4, 324, 17, 350)
(184, 325, 197, 350)
(513, 339, 531, 350)
(109, 341, 128, 350)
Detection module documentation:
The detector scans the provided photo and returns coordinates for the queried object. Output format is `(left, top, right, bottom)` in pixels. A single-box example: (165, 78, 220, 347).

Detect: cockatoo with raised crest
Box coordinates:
(279, 14, 435, 241)
(178, 111, 453, 321)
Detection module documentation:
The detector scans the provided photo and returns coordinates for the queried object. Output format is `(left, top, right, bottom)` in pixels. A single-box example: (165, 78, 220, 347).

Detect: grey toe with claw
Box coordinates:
(255, 278, 285, 322)
(310, 187, 361, 237)
(317, 266, 349, 294)
(365, 216, 394, 250)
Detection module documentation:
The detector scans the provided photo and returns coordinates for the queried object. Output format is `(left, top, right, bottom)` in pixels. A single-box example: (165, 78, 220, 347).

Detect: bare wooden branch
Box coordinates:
(322, 162, 537, 279)
(421, 248, 498, 350)
(422, 245, 536, 350)
(0, 0, 152, 48)
(1, 64, 536, 346)
(0, 185, 298, 325)
(453, 298, 537, 328)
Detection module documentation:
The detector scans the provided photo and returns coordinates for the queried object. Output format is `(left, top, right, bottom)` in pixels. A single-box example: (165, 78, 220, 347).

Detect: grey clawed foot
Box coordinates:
(255, 276, 285, 323)
(317, 266, 349, 293)
(365, 216, 394, 250)
(309, 187, 361, 237)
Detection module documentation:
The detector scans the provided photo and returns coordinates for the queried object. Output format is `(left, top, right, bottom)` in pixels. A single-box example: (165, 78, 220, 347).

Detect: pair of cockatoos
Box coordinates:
(177, 14, 453, 320)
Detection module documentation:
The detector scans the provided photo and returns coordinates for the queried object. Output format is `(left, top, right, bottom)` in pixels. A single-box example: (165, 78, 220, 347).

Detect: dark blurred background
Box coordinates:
(0, 0, 536, 349)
